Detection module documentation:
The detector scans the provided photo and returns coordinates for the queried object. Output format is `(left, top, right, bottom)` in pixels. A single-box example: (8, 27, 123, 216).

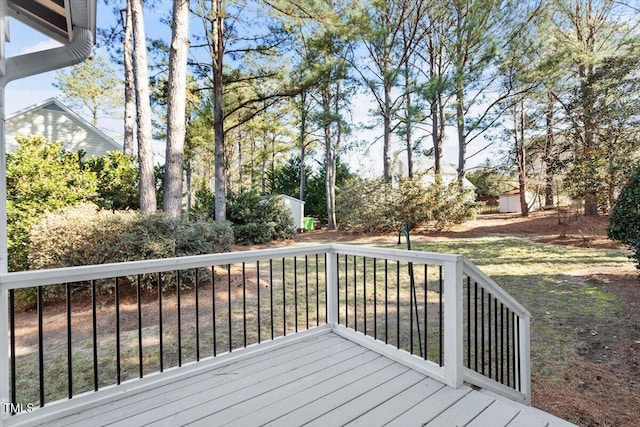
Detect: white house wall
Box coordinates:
(6, 108, 117, 157)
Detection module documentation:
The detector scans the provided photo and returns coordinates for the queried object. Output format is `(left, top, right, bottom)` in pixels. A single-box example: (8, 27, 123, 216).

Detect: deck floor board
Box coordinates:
(12, 330, 574, 427)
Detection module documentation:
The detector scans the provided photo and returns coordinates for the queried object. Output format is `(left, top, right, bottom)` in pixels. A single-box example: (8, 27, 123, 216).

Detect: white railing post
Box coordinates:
(443, 256, 464, 388)
(326, 249, 338, 327)
(520, 314, 532, 404)
(0, 287, 9, 426)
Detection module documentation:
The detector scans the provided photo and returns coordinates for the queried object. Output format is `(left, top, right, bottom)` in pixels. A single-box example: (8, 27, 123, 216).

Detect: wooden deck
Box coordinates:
(11, 329, 574, 427)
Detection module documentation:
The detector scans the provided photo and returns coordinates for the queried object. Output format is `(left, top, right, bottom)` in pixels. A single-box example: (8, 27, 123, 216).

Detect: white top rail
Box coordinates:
(330, 244, 462, 265)
(0, 245, 333, 290)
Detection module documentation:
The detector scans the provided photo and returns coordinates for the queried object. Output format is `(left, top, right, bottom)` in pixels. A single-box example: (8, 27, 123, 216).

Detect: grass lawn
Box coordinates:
(384, 235, 637, 426)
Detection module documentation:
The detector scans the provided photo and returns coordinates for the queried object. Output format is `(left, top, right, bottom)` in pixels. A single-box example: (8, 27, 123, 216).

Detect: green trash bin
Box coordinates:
(303, 217, 314, 231)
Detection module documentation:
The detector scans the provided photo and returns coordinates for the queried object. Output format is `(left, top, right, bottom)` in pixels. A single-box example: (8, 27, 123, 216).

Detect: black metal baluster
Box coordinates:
(242, 263, 247, 347)
(228, 264, 232, 352)
(211, 267, 216, 357)
(374, 258, 377, 340)
(195, 269, 200, 361)
(481, 287, 485, 376)
(487, 292, 493, 378)
(325, 254, 328, 322)
(385, 259, 388, 344)
(92, 280, 98, 391)
(494, 296, 498, 380)
(159, 273, 164, 370)
(439, 266, 443, 367)
(137, 275, 143, 377)
(474, 281, 478, 372)
(397, 261, 400, 349)
(257, 261, 261, 344)
(66, 283, 72, 398)
(337, 254, 340, 323)
(270, 259, 274, 340)
(424, 265, 428, 360)
(282, 258, 286, 336)
(512, 312, 517, 389)
(177, 271, 182, 366)
(344, 254, 348, 328)
(9, 289, 16, 408)
(354, 256, 357, 332)
(305, 255, 309, 330)
(516, 316, 521, 392)
(363, 257, 367, 336)
(116, 278, 121, 385)
(506, 307, 510, 387)
(500, 302, 504, 384)
(315, 254, 319, 327)
(466, 277, 470, 367)
(409, 264, 413, 354)
(38, 286, 44, 407)
(294, 257, 298, 333)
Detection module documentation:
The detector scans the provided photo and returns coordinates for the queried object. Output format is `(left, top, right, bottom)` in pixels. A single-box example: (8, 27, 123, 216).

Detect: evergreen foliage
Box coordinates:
(608, 166, 640, 246)
(7, 135, 98, 271)
(226, 190, 294, 244)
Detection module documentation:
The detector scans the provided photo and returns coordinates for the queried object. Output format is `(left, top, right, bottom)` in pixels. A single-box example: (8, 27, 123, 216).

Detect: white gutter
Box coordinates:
(3, 25, 93, 84)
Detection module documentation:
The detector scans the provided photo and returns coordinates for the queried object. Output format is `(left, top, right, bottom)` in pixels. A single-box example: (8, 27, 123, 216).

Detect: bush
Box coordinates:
(627, 236, 640, 280)
(192, 183, 216, 220)
(227, 190, 294, 244)
(7, 135, 98, 271)
(336, 177, 396, 232)
(25, 204, 234, 302)
(85, 151, 139, 210)
(608, 166, 640, 245)
(426, 177, 478, 231)
(336, 175, 477, 232)
(30, 204, 234, 267)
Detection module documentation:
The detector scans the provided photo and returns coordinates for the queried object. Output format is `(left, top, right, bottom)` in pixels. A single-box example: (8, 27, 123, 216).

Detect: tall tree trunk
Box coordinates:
(383, 81, 392, 181)
(163, 0, 190, 218)
(515, 102, 528, 217)
(544, 91, 554, 207)
(185, 160, 192, 214)
(403, 64, 413, 179)
(122, 3, 135, 157)
(323, 82, 337, 230)
(213, 0, 226, 221)
(130, 0, 157, 214)
(582, 67, 598, 216)
(455, 77, 466, 181)
(299, 91, 307, 201)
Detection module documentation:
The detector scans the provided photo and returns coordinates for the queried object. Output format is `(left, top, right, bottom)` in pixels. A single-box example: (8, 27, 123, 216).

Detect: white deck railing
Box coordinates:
(0, 244, 531, 425)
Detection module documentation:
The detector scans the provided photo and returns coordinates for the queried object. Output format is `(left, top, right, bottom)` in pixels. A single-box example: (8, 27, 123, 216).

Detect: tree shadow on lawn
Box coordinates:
(493, 272, 639, 427)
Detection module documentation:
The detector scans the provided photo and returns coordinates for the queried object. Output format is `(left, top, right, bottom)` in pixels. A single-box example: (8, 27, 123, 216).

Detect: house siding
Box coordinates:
(6, 101, 121, 157)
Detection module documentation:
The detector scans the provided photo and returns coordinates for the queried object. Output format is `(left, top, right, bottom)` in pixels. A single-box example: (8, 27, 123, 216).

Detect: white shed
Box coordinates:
(499, 189, 541, 213)
(277, 195, 305, 232)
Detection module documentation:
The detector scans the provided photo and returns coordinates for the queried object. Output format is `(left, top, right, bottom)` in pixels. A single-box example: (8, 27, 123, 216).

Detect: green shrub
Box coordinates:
(227, 190, 294, 244)
(336, 177, 396, 232)
(336, 175, 477, 232)
(7, 135, 98, 271)
(426, 178, 478, 231)
(608, 166, 640, 246)
(192, 183, 216, 220)
(85, 151, 139, 210)
(25, 204, 234, 302)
